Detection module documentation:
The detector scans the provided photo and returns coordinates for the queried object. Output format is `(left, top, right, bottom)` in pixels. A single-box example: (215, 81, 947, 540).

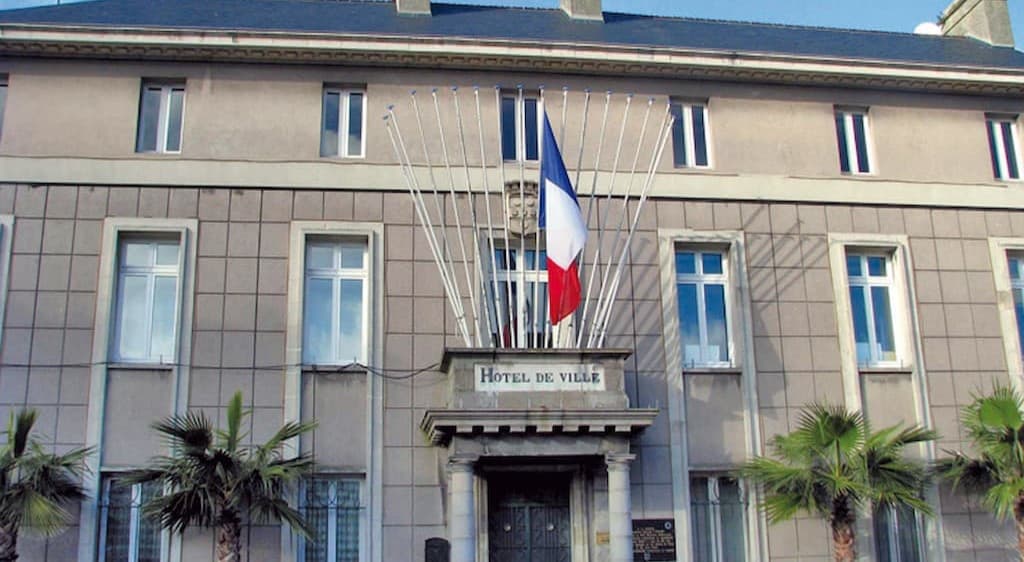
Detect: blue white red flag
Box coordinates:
(538, 112, 587, 325)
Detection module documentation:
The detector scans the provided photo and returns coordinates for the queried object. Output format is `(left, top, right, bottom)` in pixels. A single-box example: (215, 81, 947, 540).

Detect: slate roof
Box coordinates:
(2, 0, 1024, 70)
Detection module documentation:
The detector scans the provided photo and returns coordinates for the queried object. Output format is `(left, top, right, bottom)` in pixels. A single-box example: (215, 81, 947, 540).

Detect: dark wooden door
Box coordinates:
(487, 473, 571, 562)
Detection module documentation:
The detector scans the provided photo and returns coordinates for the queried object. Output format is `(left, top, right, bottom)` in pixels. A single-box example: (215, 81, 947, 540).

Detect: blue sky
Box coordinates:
(1, 0, 1022, 46)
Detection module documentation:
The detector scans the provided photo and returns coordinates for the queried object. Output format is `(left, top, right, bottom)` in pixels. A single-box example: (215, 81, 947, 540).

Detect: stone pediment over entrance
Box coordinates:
(421, 408, 658, 445)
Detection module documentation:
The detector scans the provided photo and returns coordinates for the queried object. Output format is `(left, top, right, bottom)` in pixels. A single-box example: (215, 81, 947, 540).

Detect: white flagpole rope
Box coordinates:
(431, 89, 483, 346)
(473, 86, 508, 349)
(494, 86, 516, 349)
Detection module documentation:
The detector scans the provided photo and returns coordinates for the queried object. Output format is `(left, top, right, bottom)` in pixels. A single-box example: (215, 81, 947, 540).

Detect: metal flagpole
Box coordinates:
(452, 87, 497, 346)
(594, 104, 675, 346)
(583, 93, 634, 347)
(516, 85, 527, 348)
(494, 87, 516, 349)
(574, 91, 609, 347)
(472, 86, 508, 349)
(533, 86, 545, 348)
(587, 97, 655, 347)
(432, 89, 482, 346)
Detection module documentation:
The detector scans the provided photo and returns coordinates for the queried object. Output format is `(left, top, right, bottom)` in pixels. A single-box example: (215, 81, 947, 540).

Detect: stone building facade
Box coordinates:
(1, 0, 1024, 561)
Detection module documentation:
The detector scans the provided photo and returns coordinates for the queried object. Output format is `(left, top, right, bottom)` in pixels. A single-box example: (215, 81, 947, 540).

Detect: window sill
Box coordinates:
(682, 366, 742, 375)
(107, 362, 175, 372)
(857, 366, 913, 375)
(303, 364, 367, 374)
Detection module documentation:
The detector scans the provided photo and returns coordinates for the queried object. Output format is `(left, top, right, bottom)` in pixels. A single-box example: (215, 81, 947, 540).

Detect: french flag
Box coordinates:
(539, 112, 587, 325)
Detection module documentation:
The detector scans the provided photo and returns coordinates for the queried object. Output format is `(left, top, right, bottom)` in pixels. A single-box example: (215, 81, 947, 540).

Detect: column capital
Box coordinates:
(605, 453, 635, 471)
(447, 456, 478, 474)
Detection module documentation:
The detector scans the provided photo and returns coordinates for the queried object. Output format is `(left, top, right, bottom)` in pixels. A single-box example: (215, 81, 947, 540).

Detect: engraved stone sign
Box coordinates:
(632, 519, 676, 562)
(475, 363, 606, 392)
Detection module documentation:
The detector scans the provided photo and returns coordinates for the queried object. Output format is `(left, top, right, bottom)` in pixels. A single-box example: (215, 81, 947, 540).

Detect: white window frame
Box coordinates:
(110, 237, 183, 364)
(298, 476, 366, 562)
(845, 252, 901, 368)
(987, 115, 1022, 181)
(79, 218, 197, 562)
(485, 239, 551, 348)
(501, 91, 541, 162)
(302, 237, 370, 365)
(872, 503, 925, 562)
(989, 239, 1024, 394)
(689, 474, 749, 562)
(670, 99, 712, 169)
(0, 76, 8, 142)
(321, 87, 367, 159)
(674, 247, 733, 368)
(136, 81, 185, 154)
(0, 216, 14, 350)
(97, 476, 168, 562)
(835, 107, 874, 175)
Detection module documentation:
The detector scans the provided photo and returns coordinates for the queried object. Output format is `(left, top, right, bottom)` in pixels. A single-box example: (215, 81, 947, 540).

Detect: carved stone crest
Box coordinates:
(505, 180, 539, 236)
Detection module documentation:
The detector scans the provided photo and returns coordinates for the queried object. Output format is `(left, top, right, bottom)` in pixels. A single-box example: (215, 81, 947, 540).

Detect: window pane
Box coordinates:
(156, 242, 179, 266)
(151, 276, 177, 361)
(117, 275, 149, 360)
(501, 96, 516, 160)
(705, 284, 729, 363)
(676, 252, 696, 275)
(321, 91, 340, 157)
(988, 121, 1003, 178)
(871, 286, 896, 362)
(339, 279, 364, 363)
(896, 506, 923, 562)
(689, 478, 712, 562)
(1013, 288, 1024, 354)
(850, 285, 871, 364)
(0, 84, 7, 138)
(692, 105, 709, 167)
(702, 252, 723, 275)
(1010, 258, 1021, 280)
(1001, 121, 1020, 179)
(867, 256, 887, 277)
(873, 506, 894, 562)
(137, 482, 162, 562)
(853, 113, 870, 173)
(524, 98, 539, 161)
(347, 92, 364, 157)
(835, 113, 851, 173)
(336, 481, 361, 562)
(846, 255, 862, 277)
(136, 87, 161, 152)
(165, 88, 184, 152)
(671, 103, 687, 167)
(304, 480, 330, 562)
(123, 241, 152, 267)
(103, 481, 132, 562)
(677, 283, 700, 366)
(303, 278, 333, 364)
(341, 244, 364, 269)
(307, 244, 335, 269)
(719, 479, 747, 562)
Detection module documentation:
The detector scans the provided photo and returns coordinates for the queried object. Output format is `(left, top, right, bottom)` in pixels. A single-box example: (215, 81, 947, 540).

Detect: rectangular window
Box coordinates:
(676, 249, 730, 367)
(135, 81, 185, 154)
(321, 88, 366, 158)
(98, 477, 163, 562)
(987, 115, 1022, 180)
(1008, 255, 1024, 354)
(835, 108, 872, 174)
(303, 238, 368, 365)
(671, 101, 710, 168)
(500, 93, 539, 162)
(873, 504, 924, 562)
(112, 237, 181, 363)
(487, 243, 549, 348)
(690, 475, 747, 562)
(300, 477, 362, 562)
(846, 253, 897, 366)
(0, 77, 7, 141)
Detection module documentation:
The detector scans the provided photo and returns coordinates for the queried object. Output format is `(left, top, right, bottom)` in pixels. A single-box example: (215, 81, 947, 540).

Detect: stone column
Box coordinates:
(606, 454, 636, 562)
(448, 457, 477, 562)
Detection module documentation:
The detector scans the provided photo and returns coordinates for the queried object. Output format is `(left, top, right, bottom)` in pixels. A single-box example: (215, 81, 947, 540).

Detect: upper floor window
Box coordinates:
(835, 108, 872, 174)
(0, 77, 7, 141)
(321, 87, 366, 158)
(487, 244, 549, 348)
(501, 92, 539, 162)
(846, 253, 897, 366)
(1008, 255, 1024, 354)
(873, 504, 924, 562)
(303, 238, 368, 365)
(136, 81, 184, 154)
(987, 115, 1021, 180)
(299, 477, 362, 562)
(670, 100, 710, 169)
(676, 249, 730, 367)
(98, 476, 164, 562)
(112, 237, 181, 363)
(690, 475, 747, 562)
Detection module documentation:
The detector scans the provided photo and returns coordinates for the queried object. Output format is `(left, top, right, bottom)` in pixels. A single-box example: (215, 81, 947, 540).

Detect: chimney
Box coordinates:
(560, 0, 603, 21)
(396, 0, 431, 16)
(939, 0, 1015, 47)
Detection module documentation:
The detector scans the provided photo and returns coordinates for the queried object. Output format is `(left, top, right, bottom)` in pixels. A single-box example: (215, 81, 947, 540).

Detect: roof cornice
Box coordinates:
(2, 24, 1024, 95)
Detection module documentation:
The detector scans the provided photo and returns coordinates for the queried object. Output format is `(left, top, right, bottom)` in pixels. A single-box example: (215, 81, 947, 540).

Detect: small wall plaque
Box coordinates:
(633, 519, 676, 562)
(595, 531, 610, 545)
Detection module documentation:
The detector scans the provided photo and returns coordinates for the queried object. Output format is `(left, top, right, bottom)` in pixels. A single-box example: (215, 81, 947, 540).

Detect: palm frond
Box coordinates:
(152, 412, 213, 451)
(9, 410, 38, 459)
(219, 391, 246, 453)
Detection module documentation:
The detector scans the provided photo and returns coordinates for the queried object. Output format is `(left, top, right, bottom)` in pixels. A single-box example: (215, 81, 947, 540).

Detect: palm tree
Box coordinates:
(0, 409, 92, 562)
(742, 403, 937, 562)
(130, 391, 316, 562)
(936, 385, 1024, 561)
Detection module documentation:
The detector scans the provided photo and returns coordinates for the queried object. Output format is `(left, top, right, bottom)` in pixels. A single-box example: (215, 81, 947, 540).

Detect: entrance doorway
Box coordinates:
(487, 472, 572, 562)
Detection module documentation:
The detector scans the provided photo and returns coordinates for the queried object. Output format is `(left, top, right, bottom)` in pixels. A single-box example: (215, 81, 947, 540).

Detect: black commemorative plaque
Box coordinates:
(632, 519, 676, 562)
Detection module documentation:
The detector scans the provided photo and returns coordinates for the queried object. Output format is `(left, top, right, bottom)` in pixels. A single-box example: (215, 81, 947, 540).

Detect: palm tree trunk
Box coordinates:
(831, 500, 857, 562)
(215, 514, 242, 562)
(0, 519, 18, 562)
(1014, 496, 1024, 562)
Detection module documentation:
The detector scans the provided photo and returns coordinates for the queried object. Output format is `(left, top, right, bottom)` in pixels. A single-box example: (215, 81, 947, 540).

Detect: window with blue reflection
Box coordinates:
(987, 116, 1022, 180)
(113, 237, 181, 363)
(835, 109, 872, 174)
(670, 101, 711, 169)
(303, 238, 368, 364)
(488, 241, 550, 348)
(321, 88, 366, 158)
(1010, 256, 1024, 354)
(676, 249, 730, 367)
(501, 93, 540, 162)
(136, 82, 185, 154)
(846, 252, 899, 366)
